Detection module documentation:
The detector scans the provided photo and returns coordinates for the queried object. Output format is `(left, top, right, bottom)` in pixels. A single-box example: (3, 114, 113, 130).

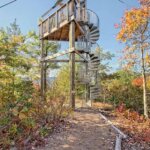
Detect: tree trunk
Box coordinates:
(141, 46, 148, 118)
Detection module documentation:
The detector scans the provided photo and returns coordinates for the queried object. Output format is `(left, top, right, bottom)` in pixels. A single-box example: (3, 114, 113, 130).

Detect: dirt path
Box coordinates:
(37, 109, 116, 150)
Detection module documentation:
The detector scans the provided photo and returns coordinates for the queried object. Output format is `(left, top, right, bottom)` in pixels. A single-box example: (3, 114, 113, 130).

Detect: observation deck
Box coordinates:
(39, 0, 99, 42)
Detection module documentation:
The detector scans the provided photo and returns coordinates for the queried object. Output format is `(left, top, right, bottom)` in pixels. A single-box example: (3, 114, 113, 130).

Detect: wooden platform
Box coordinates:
(39, 0, 87, 41)
(41, 21, 84, 41)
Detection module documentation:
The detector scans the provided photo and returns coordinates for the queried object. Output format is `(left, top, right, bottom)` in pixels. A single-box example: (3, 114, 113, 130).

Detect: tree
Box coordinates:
(98, 47, 114, 76)
(0, 21, 62, 148)
(116, 1, 150, 117)
(0, 20, 31, 103)
(25, 31, 60, 82)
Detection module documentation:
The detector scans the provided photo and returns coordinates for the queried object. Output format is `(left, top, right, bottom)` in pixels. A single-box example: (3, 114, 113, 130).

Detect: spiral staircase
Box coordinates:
(76, 8, 100, 100)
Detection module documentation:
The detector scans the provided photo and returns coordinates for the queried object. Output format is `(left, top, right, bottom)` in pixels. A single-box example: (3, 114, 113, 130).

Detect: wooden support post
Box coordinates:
(69, 21, 75, 110)
(41, 39, 47, 101)
(41, 39, 44, 100)
(85, 53, 88, 102)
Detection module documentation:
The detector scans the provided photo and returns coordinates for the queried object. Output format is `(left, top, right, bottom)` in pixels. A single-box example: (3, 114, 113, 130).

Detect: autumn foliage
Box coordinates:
(115, 104, 150, 143)
(132, 77, 143, 87)
(116, 8, 149, 42)
(116, 0, 150, 118)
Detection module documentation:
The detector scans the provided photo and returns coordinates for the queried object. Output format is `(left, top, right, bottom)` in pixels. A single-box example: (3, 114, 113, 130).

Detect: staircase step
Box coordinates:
(91, 93, 100, 96)
(89, 64, 99, 67)
(90, 31, 100, 37)
(89, 53, 95, 57)
(90, 28, 100, 34)
(90, 90, 100, 93)
(90, 37, 99, 41)
(88, 23, 94, 28)
(90, 62, 100, 65)
(89, 67, 99, 70)
(90, 41, 96, 44)
(90, 89, 100, 91)
(89, 68, 99, 71)
(90, 25, 97, 31)
(90, 86, 99, 89)
(90, 55, 99, 60)
(90, 96, 99, 100)
(91, 95, 100, 98)
(89, 39, 97, 44)
(90, 34, 100, 39)
(90, 59, 100, 62)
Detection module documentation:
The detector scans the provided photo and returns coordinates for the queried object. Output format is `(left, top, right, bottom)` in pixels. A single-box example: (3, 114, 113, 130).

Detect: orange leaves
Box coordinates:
(116, 7, 149, 42)
(114, 106, 150, 143)
(116, 2, 150, 72)
(132, 76, 150, 89)
(132, 77, 143, 87)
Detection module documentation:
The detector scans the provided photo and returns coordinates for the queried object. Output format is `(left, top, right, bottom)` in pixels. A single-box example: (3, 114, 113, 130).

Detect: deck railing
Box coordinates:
(39, 0, 73, 39)
(39, 1, 99, 39)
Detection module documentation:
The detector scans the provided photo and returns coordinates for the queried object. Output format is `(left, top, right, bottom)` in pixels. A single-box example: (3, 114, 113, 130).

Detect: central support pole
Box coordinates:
(85, 53, 89, 102)
(69, 21, 75, 110)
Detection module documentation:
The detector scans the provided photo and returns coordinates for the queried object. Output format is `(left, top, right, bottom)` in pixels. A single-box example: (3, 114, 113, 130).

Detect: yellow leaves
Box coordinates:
(11, 106, 28, 119)
(12, 108, 19, 116)
(117, 7, 149, 42)
(11, 35, 24, 44)
(147, 78, 150, 90)
(19, 113, 27, 120)
(145, 53, 150, 64)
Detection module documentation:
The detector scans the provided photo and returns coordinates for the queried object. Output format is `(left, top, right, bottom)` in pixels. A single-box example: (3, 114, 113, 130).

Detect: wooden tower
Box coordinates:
(39, 0, 100, 109)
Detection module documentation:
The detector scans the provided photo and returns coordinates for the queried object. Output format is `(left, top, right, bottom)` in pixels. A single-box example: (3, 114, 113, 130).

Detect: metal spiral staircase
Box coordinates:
(76, 8, 100, 100)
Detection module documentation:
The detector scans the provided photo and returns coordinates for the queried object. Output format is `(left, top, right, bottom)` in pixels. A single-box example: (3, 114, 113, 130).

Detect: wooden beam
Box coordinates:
(41, 48, 75, 61)
(45, 59, 87, 63)
(69, 20, 76, 110)
(41, 39, 47, 101)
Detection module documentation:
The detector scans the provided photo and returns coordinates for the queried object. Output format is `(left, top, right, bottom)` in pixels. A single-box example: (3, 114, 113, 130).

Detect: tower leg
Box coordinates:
(41, 40, 47, 101)
(85, 54, 89, 103)
(69, 21, 75, 110)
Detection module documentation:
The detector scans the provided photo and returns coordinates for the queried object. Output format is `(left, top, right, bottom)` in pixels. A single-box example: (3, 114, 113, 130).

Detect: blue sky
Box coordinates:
(0, 0, 139, 72)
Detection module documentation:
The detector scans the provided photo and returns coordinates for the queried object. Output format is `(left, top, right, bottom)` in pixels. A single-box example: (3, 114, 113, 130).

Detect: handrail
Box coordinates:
(90, 43, 100, 58)
(41, 0, 71, 20)
(76, 7, 100, 28)
(86, 9, 100, 28)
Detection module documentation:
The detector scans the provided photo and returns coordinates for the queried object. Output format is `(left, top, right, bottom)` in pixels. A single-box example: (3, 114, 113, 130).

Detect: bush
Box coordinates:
(99, 71, 144, 113)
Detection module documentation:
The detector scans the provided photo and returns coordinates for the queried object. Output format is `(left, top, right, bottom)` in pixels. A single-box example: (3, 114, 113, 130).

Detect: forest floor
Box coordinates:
(37, 108, 116, 150)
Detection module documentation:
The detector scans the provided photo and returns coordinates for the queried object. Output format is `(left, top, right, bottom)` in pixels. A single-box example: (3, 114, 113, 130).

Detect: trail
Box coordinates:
(38, 109, 116, 150)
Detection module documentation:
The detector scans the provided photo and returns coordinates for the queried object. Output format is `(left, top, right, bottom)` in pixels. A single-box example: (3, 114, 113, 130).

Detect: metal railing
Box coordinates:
(76, 36, 89, 52)
(87, 9, 99, 29)
(76, 7, 99, 29)
(90, 43, 100, 58)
